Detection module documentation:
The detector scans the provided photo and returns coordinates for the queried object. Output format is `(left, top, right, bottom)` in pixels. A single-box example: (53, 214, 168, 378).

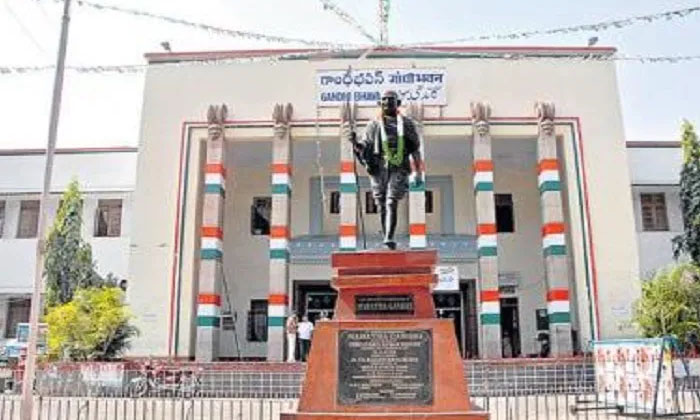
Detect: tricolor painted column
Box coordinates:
(195, 104, 228, 362)
(407, 103, 427, 249)
(535, 102, 573, 357)
(339, 102, 358, 251)
(470, 102, 502, 358)
(267, 103, 294, 361)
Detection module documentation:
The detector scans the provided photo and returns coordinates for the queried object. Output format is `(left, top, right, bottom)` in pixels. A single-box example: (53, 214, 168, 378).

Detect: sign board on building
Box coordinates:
(317, 68, 447, 107)
(434, 266, 459, 291)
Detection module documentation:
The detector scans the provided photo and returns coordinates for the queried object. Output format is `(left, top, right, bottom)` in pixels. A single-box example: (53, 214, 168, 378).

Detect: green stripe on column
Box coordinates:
(409, 182, 426, 192)
(269, 249, 290, 261)
(474, 182, 494, 192)
(201, 249, 223, 260)
(480, 313, 501, 325)
(549, 312, 571, 324)
(478, 247, 498, 257)
(271, 184, 291, 195)
(197, 316, 220, 327)
(539, 180, 561, 194)
(544, 245, 567, 257)
(339, 183, 357, 193)
(339, 247, 356, 252)
(204, 184, 225, 196)
(268, 316, 285, 327)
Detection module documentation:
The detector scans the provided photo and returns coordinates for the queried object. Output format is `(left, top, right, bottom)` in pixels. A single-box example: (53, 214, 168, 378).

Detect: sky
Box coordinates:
(0, 0, 699, 149)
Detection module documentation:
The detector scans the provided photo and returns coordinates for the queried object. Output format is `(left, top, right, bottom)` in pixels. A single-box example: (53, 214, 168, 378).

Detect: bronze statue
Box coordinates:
(350, 90, 424, 250)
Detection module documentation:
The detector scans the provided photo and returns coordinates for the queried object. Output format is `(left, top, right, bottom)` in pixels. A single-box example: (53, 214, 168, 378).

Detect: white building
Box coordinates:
(0, 147, 137, 347)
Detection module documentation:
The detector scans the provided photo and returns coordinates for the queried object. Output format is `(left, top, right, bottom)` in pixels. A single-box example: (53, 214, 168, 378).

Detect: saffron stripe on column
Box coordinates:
(547, 288, 569, 301)
(340, 161, 355, 173)
(473, 160, 494, 191)
(201, 226, 223, 238)
(409, 224, 426, 235)
(268, 294, 288, 305)
(205, 163, 227, 176)
(542, 222, 565, 236)
(270, 225, 290, 238)
(339, 224, 357, 236)
(477, 224, 497, 235)
(537, 159, 558, 173)
(198, 294, 221, 305)
(480, 289, 500, 302)
(271, 163, 292, 175)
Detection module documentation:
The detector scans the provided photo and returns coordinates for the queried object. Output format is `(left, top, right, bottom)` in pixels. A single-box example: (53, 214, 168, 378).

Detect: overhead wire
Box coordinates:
(40, 0, 362, 49)
(318, 0, 377, 44)
(397, 5, 700, 47)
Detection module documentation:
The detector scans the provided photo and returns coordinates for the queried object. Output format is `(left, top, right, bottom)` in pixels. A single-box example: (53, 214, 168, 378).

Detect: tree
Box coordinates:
(44, 287, 138, 361)
(673, 120, 700, 265)
(633, 264, 700, 346)
(44, 180, 103, 307)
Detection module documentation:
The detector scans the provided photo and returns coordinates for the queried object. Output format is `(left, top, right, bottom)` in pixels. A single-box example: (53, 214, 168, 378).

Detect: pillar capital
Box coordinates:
(535, 101, 556, 136)
(207, 104, 228, 141)
(272, 103, 293, 138)
(470, 102, 491, 137)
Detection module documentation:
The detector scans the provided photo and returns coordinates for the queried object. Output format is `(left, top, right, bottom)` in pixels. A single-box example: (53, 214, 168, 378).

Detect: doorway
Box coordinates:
(294, 282, 337, 323)
(500, 297, 521, 357)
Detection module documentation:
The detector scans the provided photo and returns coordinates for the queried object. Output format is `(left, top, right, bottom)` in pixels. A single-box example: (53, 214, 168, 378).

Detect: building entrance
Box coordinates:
(294, 280, 478, 358)
(500, 297, 521, 358)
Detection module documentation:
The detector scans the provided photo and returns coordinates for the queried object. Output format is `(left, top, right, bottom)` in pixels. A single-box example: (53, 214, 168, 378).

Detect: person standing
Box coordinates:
(297, 315, 314, 362)
(285, 313, 298, 362)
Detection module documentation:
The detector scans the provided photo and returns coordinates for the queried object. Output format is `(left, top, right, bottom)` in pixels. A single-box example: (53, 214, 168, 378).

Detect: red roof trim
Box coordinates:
(0, 146, 137, 156)
(145, 45, 617, 63)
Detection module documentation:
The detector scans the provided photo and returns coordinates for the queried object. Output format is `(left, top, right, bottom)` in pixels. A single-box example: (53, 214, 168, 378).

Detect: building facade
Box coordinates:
(0, 148, 136, 349)
(126, 46, 645, 361)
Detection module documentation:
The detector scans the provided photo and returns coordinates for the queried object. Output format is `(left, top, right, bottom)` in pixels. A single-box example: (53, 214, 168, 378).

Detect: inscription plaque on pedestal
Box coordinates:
(355, 295, 414, 316)
(337, 329, 433, 405)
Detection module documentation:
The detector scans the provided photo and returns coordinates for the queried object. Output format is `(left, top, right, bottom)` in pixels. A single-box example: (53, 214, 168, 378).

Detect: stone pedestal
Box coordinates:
(282, 250, 488, 420)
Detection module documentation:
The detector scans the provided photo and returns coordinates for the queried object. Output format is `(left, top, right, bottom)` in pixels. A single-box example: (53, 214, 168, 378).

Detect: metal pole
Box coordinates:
(20, 0, 72, 418)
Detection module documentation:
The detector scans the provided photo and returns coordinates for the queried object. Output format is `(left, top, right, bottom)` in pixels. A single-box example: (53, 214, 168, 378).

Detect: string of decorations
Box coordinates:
(42, 0, 360, 49)
(319, 0, 377, 43)
(398, 5, 700, 46)
(4, 50, 700, 76)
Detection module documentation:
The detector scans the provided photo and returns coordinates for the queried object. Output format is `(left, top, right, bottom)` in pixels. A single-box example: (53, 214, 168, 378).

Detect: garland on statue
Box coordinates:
(379, 114, 405, 167)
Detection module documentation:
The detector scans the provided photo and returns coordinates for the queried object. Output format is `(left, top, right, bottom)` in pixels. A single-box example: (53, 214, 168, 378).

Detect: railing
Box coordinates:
(0, 394, 697, 420)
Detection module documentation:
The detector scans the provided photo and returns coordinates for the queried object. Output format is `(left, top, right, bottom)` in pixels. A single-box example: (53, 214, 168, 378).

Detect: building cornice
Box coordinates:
(626, 141, 680, 148)
(0, 146, 137, 156)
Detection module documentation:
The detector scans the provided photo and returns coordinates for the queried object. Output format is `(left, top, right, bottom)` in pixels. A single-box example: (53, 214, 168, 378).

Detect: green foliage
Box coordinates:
(44, 180, 103, 307)
(45, 287, 138, 361)
(673, 120, 700, 265)
(633, 264, 700, 345)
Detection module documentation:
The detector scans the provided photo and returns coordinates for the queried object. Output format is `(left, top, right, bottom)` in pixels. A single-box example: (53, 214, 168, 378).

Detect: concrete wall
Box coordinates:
(129, 53, 640, 357)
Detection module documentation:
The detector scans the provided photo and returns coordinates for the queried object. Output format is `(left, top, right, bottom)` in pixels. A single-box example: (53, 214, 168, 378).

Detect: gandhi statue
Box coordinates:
(350, 90, 424, 250)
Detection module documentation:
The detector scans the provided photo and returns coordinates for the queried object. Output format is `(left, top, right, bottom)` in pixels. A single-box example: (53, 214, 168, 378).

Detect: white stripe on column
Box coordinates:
(542, 233, 566, 249)
(547, 300, 570, 314)
(340, 236, 356, 249)
(410, 235, 427, 248)
(538, 170, 559, 185)
(197, 304, 221, 317)
(340, 172, 356, 184)
(272, 173, 290, 185)
(477, 234, 497, 249)
(473, 171, 493, 187)
(481, 301, 500, 314)
(268, 304, 287, 317)
(205, 173, 225, 186)
(201, 237, 223, 251)
(270, 238, 289, 250)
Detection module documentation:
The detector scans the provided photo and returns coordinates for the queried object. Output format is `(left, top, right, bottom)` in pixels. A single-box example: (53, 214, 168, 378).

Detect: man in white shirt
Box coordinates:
(285, 313, 298, 362)
(297, 315, 314, 362)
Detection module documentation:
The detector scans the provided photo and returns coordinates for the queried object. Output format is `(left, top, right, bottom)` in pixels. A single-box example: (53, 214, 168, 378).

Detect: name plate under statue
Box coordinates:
(281, 250, 489, 420)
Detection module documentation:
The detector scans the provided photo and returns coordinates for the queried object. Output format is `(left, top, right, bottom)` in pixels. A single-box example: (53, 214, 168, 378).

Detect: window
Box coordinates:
(365, 192, 378, 214)
(250, 197, 271, 235)
(641, 193, 669, 231)
(0, 201, 5, 238)
(5, 299, 30, 338)
(330, 191, 340, 214)
(94, 199, 122, 237)
(495, 194, 514, 233)
(425, 190, 434, 214)
(17, 200, 40, 238)
(246, 300, 268, 342)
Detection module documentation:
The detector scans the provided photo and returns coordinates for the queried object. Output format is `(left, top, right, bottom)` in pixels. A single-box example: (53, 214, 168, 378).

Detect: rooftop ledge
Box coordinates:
(145, 46, 617, 64)
(290, 233, 477, 265)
